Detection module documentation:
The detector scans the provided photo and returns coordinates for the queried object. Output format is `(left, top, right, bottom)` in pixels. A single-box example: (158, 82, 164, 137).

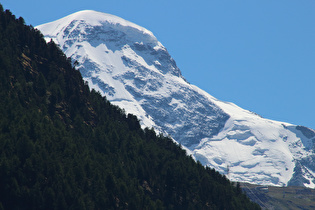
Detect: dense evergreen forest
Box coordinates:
(0, 5, 260, 209)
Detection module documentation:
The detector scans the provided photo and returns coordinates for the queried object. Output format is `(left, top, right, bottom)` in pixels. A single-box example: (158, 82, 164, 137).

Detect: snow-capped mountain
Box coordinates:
(36, 10, 315, 188)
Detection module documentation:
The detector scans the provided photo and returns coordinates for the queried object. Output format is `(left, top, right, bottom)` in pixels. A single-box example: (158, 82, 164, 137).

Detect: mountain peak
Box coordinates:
(36, 10, 185, 129)
(36, 11, 315, 188)
(37, 10, 158, 47)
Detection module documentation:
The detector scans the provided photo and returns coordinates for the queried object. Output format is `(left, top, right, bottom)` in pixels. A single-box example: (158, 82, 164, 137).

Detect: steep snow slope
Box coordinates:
(36, 10, 315, 188)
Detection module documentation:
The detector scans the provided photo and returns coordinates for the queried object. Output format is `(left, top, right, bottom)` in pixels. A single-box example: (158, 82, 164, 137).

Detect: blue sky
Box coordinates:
(2, 0, 315, 129)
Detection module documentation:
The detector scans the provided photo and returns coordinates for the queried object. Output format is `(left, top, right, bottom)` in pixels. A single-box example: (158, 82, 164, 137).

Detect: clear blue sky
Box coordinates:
(2, 0, 315, 129)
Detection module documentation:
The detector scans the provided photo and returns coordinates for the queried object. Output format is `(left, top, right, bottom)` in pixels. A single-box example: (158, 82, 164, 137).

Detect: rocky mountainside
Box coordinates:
(36, 10, 315, 188)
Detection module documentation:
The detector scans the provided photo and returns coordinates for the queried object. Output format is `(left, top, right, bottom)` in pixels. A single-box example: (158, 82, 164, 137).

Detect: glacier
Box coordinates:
(36, 10, 315, 188)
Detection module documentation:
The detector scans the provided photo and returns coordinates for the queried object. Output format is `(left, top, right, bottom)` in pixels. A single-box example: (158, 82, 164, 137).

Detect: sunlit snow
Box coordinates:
(36, 10, 315, 188)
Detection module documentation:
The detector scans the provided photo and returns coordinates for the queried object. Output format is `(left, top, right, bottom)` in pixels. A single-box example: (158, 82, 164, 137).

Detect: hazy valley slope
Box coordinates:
(36, 10, 315, 188)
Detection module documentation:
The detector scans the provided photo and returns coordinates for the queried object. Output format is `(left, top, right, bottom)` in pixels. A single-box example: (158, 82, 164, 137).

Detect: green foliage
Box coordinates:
(0, 5, 260, 210)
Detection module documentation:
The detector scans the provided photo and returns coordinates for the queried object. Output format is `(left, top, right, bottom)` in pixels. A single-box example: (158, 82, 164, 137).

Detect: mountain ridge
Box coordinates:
(36, 10, 315, 188)
(0, 6, 260, 209)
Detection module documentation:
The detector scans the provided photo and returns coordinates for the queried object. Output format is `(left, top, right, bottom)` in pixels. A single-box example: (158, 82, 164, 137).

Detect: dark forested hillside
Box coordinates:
(0, 5, 260, 210)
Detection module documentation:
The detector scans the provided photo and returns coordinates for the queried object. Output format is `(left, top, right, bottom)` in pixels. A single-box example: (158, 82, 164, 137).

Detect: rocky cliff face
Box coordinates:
(37, 10, 315, 187)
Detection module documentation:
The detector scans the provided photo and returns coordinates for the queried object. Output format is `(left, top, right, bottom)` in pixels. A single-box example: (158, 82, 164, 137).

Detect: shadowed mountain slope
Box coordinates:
(0, 5, 259, 209)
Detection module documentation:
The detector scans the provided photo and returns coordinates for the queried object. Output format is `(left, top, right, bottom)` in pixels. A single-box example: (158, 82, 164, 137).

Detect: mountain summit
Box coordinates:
(36, 10, 315, 187)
